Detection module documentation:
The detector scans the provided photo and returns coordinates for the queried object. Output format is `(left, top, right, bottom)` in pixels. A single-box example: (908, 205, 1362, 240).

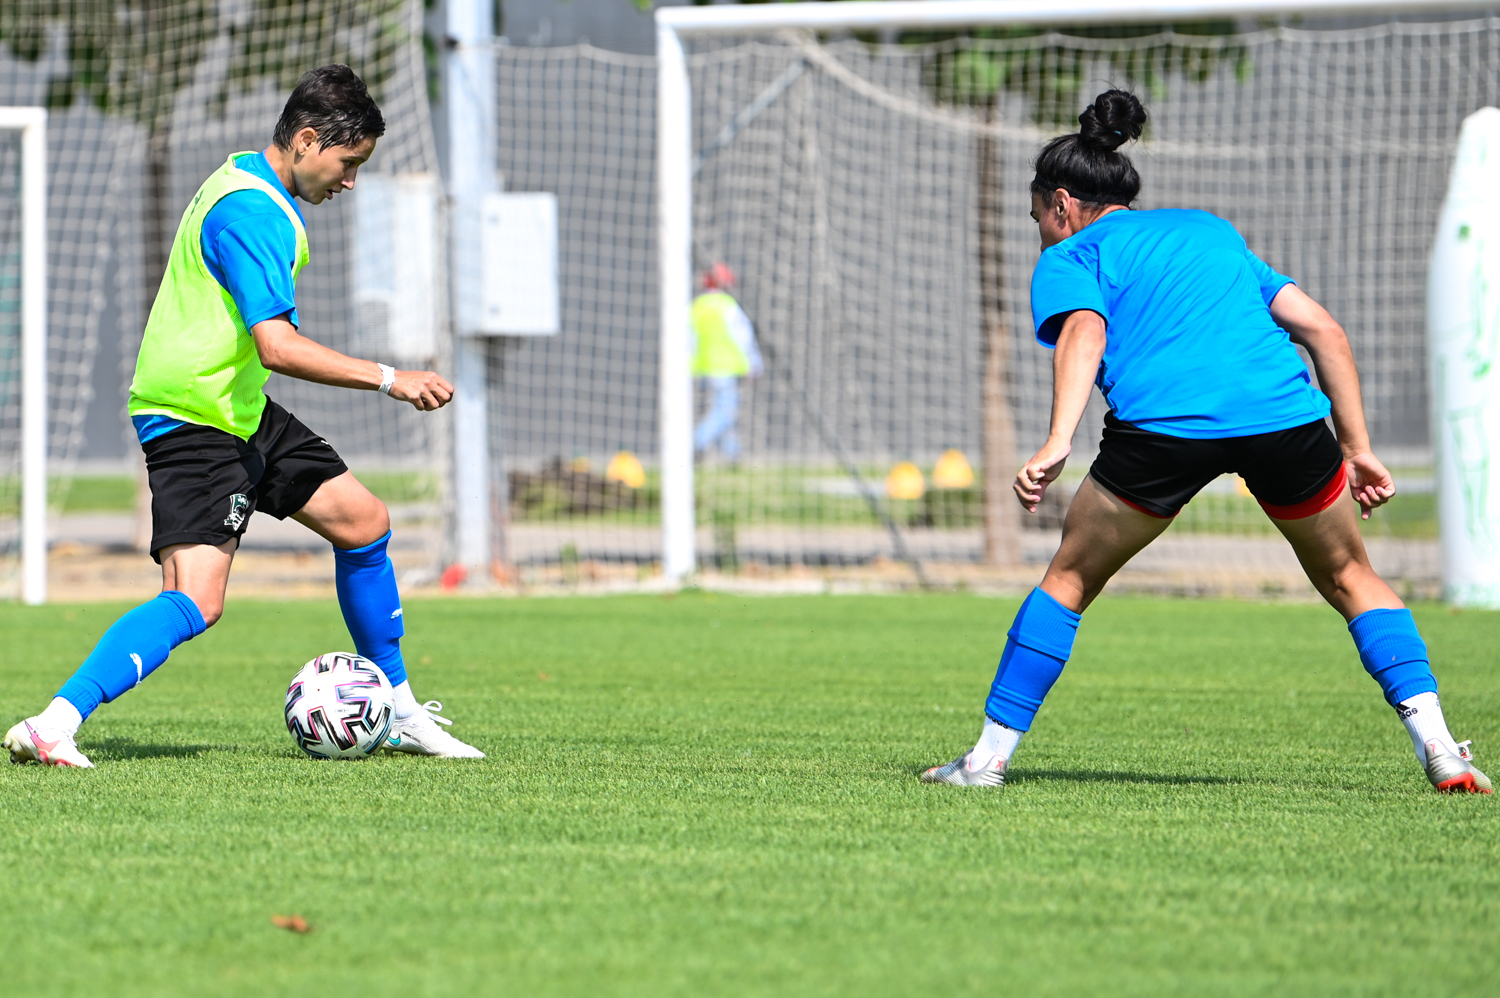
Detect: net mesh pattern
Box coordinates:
(2, 11, 1492, 593)
(491, 21, 1489, 584)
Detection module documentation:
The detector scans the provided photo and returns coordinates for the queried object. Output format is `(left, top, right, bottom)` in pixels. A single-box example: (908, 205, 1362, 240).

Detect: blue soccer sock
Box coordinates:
(1348, 607, 1438, 708)
(333, 531, 407, 689)
(984, 587, 1082, 731)
(55, 591, 207, 721)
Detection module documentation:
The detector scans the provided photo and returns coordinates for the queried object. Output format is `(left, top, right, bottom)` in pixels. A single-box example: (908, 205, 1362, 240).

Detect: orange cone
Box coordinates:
(886, 461, 926, 500)
(932, 449, 974, 489)
(605, 451, 647, 489)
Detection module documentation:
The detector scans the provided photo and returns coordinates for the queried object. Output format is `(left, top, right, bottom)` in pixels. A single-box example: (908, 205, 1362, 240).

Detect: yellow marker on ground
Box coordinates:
(605, 451, 647, 489)
(932, 449, 974, 489)
(886, 461, 925, 500)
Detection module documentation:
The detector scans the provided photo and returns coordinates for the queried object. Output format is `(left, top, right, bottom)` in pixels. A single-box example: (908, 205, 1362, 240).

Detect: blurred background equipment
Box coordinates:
(1428, 106, 1500, 609)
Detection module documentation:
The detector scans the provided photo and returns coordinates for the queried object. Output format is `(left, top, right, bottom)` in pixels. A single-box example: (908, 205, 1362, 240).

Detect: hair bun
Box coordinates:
(1078, 89, 1147, 153)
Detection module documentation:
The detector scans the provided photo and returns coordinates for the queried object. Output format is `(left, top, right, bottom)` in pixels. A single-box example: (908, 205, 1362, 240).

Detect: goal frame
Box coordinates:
(654, 0, 1495, 581)
(2, 106, 47, 605)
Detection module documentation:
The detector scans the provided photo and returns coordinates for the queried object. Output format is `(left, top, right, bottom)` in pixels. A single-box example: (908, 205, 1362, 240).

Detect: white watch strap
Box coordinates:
(376, 364, 396, 396)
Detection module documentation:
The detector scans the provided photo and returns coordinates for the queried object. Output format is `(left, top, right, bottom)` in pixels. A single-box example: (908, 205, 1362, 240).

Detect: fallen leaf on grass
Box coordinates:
(271, 915, 312, 933)
(537, 672, 549, 681)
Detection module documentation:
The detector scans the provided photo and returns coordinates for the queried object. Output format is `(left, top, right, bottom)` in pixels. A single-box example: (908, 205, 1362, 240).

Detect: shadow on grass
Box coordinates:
(87, 739, 219, 761)
(1009, 768, 1239, 787)
(908, 764, 1239, 786)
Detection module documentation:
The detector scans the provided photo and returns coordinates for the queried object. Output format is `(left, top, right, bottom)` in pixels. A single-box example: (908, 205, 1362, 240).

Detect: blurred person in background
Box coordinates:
(692, 262, 763, 464)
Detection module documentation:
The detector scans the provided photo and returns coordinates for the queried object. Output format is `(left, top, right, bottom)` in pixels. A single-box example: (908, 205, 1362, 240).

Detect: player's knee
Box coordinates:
(181, 590, 224, 628)
(1330, 558, 1379, 594)
(366, 496, 391, 538)
(342, 493, 390, 548)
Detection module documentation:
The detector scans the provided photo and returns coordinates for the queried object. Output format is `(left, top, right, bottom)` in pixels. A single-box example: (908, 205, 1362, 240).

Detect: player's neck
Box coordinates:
(260, 145, 299, 201)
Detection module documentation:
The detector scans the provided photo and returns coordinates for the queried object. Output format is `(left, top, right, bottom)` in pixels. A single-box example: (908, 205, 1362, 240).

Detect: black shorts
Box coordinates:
(1088, 413, 1346, 519)
(141, 398, 347, 562)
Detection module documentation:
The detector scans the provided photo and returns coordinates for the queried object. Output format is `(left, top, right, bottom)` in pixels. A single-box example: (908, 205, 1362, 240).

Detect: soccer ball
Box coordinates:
(284, 652, 395, 759)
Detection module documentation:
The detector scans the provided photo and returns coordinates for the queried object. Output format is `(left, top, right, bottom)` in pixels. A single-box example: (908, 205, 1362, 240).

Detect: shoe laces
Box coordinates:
(419, 701, 454, 727)
(1457, 740, 1474, 762)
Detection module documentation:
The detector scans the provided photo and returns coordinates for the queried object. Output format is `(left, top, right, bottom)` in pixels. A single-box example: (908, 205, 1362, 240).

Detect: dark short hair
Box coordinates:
(1031, 89, 1147, 208)
(272, 64, 386, 152)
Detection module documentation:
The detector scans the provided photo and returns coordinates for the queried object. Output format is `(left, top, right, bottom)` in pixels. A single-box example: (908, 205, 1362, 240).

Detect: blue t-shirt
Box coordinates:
(134, 151, 303, 445)
(1029, 208, 1330, 439)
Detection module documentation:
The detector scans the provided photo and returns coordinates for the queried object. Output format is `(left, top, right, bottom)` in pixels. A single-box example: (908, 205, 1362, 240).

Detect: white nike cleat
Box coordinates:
(920, 749, 1006, 787)
(4, 719, 94, 768)
(384, 701, 485, 759)
(1425, 739, 1493, 794)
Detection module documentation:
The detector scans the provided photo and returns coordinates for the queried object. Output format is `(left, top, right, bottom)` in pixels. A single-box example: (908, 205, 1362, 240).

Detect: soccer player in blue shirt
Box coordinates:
(924, 89, 1490, 794)
(5, 66, 482, 766)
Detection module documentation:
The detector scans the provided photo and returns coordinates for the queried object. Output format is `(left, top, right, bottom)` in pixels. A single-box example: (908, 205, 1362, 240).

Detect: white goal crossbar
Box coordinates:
(1, 107, 47, 605)
(654, 0, 1500, 581)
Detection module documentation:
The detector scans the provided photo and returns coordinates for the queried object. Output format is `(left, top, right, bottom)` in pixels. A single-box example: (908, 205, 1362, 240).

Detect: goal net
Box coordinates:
(493, 9, 1492, 595)
(2, 2, 1490, 599)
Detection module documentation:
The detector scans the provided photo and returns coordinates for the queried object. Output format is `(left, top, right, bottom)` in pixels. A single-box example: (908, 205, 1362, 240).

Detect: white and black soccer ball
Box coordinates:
(284, 652, 395, 760)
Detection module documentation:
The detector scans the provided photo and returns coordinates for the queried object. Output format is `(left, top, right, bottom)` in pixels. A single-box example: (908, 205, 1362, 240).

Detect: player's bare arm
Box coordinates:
(1015, 308, 1106, 513)
(251, 317, 453, 411)
(1269, 283, 1395, 518)
(253, 124, 453, 412)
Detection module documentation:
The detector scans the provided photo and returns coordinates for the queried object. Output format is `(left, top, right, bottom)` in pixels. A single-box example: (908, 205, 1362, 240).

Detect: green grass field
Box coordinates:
(3, 595, 1496, 996)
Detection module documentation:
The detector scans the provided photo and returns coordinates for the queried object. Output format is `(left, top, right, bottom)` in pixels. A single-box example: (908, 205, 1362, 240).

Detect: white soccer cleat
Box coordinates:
(4, 719, 94, 769)
(1425, 739, 1492, 794)
(383, 701, 485, 759)
(920, 749, 1007, 787)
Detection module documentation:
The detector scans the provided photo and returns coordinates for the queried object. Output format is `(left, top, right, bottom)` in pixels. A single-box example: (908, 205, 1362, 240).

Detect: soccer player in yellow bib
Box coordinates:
(4, 65, 483, 767)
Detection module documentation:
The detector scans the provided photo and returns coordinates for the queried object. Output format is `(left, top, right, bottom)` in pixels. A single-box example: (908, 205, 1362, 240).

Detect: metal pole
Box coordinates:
(4, 108, 49, 606)
(657, 22, 696, 582)
(445, 0, 496, 576)
(657, 0, 1499, 35)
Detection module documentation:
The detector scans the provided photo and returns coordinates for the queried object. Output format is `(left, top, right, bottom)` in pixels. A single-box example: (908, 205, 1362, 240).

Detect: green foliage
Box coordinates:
(0, 0, 412, 133)
(222, 0, 409, 115)
(2, 596, 1498, 995)
(916, 23, 1250, 125)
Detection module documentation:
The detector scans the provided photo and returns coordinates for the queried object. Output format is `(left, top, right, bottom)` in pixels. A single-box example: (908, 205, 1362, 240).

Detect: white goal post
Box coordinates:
(1, 107, 47, 605)
(654, 0, 1500, 582)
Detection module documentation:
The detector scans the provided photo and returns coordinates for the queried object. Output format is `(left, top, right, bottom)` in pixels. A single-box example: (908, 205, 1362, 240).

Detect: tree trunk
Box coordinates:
(977, 108, 1022, 567)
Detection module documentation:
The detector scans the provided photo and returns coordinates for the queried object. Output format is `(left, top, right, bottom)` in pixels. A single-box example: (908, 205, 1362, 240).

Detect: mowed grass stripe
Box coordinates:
(2, 595, 1496, 997)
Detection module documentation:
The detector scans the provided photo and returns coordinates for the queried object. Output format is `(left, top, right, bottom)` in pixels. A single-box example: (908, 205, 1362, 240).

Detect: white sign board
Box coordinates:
(1428, 106, 1500, 607)
(350, 173, 439, 361)
(479, 192, 559, 335)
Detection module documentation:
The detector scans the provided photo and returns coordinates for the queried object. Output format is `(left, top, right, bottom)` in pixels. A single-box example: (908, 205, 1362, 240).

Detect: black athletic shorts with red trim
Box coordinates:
(1088, 412, 1347, 520)
(140, 397, 347, 562)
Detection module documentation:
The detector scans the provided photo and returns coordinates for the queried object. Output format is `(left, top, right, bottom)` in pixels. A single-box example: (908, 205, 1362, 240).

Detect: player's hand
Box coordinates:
(1345, 452, 1395, 520)
(1015, 436, 1071, 513)
(388, 370, 454, 411)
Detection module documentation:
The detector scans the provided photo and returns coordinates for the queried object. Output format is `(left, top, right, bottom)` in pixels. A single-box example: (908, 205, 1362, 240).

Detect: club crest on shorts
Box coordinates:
(223, 493, 250, 529)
